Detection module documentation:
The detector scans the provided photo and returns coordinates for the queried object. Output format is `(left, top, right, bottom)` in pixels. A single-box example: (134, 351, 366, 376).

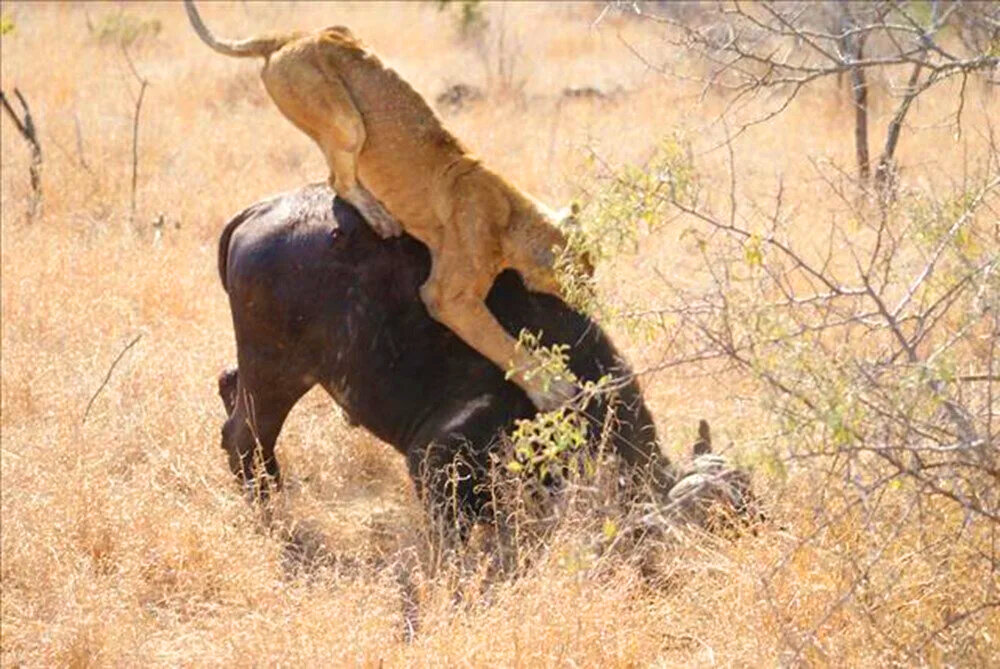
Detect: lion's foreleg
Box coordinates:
(419, 179, 577, 411)
(421, 272, 576, 412)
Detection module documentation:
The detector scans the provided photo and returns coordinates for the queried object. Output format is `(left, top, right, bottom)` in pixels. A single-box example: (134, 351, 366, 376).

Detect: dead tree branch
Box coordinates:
(120, 44, 149, 221)
(627, 0, 1000, 192)
(0, 87, 43, 219)
(73, 112, 92, 173)
(82, 334, 143, 424)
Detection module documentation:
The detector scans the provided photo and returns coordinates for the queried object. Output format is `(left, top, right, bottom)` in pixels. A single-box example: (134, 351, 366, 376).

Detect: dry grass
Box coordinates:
(2, 2, 997, 666)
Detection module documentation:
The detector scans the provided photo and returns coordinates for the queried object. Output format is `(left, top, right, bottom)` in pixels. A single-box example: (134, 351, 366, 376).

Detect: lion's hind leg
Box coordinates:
(261, 44, 402, 238)
(327, 150, 402, 238)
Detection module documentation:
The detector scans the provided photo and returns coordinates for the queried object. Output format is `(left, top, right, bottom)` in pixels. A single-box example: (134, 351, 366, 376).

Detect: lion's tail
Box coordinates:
(185, 0, 295, 59)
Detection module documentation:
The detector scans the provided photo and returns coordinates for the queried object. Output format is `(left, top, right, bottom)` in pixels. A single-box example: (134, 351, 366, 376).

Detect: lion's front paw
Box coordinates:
(364, 201, 403, 239)
(525, 377, 578, 413)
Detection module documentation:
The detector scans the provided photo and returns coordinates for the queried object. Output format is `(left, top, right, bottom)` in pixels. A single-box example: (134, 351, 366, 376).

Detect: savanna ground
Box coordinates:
(2, 2, 998, 666)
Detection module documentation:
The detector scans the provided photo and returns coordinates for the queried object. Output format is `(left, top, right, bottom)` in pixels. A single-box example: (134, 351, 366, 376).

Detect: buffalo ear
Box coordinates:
(692, 419, 712, 456)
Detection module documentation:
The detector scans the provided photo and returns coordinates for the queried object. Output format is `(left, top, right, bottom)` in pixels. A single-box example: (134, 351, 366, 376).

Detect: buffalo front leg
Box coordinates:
(218, 367, 307, 501)
(406, 439, 482, 548)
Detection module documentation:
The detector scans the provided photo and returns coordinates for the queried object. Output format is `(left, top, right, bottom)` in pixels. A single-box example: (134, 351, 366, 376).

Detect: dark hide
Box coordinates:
(217, 184, 675, 533)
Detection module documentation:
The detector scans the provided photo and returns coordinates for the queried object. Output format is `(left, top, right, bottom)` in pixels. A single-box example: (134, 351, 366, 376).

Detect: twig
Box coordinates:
(73, 112, 92, 173)
(120, 44, 149, 221)
(911, 599, 1000, 655)
(82, 334, 143, 424)
(874, 60, 929, 195)
(0, 87, 43, 219)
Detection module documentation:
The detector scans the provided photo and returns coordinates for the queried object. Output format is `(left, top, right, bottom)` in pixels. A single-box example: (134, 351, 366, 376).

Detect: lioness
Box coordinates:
(184, 1, 588, 410)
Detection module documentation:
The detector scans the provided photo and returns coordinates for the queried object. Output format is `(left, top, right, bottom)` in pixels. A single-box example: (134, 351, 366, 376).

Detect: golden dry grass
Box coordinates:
(2, 2, 998, 666)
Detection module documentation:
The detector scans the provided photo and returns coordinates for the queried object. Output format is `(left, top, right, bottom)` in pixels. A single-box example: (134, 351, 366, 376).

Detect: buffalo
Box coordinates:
(216, 184, 754, 537)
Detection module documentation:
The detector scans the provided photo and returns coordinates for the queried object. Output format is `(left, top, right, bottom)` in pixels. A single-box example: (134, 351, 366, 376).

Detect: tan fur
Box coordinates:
(185, 1, 587, 410)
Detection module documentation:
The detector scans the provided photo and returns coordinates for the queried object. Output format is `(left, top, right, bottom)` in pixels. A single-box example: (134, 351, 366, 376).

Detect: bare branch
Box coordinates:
(630, 0, 999, 180)
(0, 87, 43, 219)
(120, 44, 149, 221)
(82, 334, 143, 424)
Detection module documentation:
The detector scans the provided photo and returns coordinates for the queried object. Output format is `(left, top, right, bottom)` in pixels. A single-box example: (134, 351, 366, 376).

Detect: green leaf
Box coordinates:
(0, 13, 14, 36)
(744, 235, 763, 267)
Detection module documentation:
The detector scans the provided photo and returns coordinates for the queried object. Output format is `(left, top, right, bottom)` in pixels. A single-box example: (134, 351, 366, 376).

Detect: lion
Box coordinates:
(184, 0, 589, 411)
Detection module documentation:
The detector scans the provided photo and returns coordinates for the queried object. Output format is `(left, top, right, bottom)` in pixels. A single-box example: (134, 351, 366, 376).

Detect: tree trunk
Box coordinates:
(839, 6, 870, 181)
